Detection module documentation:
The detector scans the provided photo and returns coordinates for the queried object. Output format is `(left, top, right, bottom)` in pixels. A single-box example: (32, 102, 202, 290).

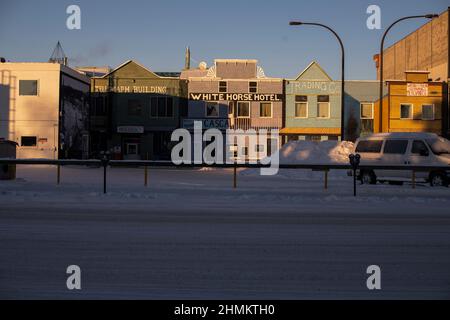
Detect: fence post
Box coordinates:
(412, 170, 416, 189)
(57, 164, 60, 185)
(324, 170, 328, 190)
(233, 163, 237, 189)
(144, 165, 148, 187)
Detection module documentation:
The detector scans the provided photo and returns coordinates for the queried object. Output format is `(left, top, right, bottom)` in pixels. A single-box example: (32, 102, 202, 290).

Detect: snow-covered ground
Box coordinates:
(1, 164, 450, 299)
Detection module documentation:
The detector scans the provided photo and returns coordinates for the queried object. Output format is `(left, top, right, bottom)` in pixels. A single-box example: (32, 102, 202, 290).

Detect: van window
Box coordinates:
(411, 140, 429, 155)
(355, 140, 383, 153)
(384, 140, 408, 154)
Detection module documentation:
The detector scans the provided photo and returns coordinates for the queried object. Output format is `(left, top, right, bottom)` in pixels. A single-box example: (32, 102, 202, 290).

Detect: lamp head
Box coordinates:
(289, 21, 303, 26)
(425, 14, 439, 19)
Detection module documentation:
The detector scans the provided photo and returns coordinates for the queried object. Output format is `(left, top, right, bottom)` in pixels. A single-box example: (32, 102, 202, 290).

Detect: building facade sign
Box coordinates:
(189, 93, 282, 102)
(291, 81, 338, 94)
(94, 85, 167, 94)
(117, 126, 145, 134)
(183, 119, 230, 130)
(407, 83, 428, 97)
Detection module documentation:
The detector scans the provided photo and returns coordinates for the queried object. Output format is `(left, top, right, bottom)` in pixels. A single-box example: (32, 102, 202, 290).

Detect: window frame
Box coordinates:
(421, 104, 435, 121)
(237, 101, 250, 118)
(259, 102, 273, 118)
(360, 102, 374, 120)
(317, 101, 331, 119)
(205, 101, 220, 118)
(295, 101, 308, 119)
(20, 136, 38, 148)
(149, 97, 174, 119)
(248, 81, 258, 93)
(400, 103, 413, 120)
(19, 80, 39, 96)
(218, 81, 227, 93)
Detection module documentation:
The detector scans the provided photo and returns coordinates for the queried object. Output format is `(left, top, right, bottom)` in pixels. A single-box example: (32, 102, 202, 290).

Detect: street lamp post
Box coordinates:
(290, 21, 346, 141)
(378, 14, 438, 132)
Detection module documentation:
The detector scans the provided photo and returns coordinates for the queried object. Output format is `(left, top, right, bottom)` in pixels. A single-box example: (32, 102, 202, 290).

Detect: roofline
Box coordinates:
(292, 61, 333, 81)
(100, 60, 162, 79)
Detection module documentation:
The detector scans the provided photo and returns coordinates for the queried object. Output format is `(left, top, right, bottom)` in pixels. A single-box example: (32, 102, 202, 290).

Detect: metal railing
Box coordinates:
(0, 158, 449, 195)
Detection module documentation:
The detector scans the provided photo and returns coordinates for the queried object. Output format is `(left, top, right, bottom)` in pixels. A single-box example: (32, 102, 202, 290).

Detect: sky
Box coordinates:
(0, 0, 448, 80)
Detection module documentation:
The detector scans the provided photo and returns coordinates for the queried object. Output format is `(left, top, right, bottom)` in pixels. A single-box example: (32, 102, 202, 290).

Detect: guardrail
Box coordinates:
(0, 158, 449, 195)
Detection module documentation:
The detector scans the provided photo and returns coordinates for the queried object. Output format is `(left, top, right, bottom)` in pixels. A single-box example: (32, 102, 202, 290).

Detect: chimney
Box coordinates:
(184, 46, 191, 70)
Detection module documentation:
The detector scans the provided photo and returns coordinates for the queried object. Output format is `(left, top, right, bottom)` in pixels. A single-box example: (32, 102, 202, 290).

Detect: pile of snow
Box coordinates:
(241, 140, 355, 180)
(277, 140, 355, 164)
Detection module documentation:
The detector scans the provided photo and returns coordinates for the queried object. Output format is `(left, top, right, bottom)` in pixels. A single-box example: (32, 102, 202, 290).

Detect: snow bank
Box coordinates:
(277, 140, 355, 164)
(241, 140, 355, 180)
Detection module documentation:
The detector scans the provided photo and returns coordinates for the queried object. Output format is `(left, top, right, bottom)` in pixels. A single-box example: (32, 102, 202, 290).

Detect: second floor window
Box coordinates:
(19, 80, 38, 96)
(260, 103, 272, 118)
(150, 97, 173, 118)
(360, 103, 373, 119)
(249, 82, 258, 93)
(128, 99, 143, 116)
(317, 95, 330, 118)
(295, 95, 308, 118)
(237, 102, 250, 118)
(400, 104, 413, 119)
(421, 104, 434, 120)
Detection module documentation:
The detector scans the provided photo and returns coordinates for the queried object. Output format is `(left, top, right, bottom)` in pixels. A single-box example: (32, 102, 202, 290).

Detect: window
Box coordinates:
(205, 102, 219, 117)
(411, 140, 429, 156)
(384, 140, 408, 154)
(421, 104, 434, 120)
(19, 80, 38, 96)
(400, 104, 413, 119)
(360, 103, 374, 119)
(21, 136, 37, 147)
(260, 103, 272, 118)
(356, 140, 383, 153)
(242, 146, 249, 156)
(126, 143, 139, 155)
(150, 97, 173, 118)
(219, 81, 227, 93)
(317, 96, 330, 118)
(237, 102, 250, 118)
(128, 99, 143, 116)
(249, 82, 258, 93)
(295, 96, 308, 118)
(256, 144, 265, 153)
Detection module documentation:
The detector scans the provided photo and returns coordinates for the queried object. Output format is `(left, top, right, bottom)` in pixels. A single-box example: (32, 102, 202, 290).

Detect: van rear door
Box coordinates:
(377, 139, 410, 180)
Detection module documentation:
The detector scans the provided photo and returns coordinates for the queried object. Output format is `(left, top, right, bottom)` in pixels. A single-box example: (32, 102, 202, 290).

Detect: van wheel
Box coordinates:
(430, 172, 448, 187)
(361, 171, 376, 185)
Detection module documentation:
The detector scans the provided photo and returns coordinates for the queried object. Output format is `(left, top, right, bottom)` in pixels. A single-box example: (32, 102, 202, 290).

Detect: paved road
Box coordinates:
(1, 204, 450, 299)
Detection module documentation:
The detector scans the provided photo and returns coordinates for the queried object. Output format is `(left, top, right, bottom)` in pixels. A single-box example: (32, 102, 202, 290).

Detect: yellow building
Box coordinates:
(376, 71, 444, 135)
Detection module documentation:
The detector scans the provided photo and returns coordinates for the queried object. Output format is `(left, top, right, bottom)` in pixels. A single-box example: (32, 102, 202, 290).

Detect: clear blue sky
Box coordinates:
(0, 0, 448, 80)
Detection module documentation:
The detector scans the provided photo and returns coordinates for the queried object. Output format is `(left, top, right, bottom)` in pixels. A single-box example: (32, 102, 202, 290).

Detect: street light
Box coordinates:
(378, 14, 439, 132)
(290, 21, 346, 141)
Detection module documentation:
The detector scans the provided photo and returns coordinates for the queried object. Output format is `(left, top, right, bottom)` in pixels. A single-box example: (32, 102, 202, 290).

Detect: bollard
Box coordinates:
(349, 154, 361, 197)
(233, 163, 237, 189)
(144, 165, 148, 187)
(57, 164, 61, 185)
(100, 152, 110, 194)
(412, 170, 416, 189)
(324, 170, 328, 190)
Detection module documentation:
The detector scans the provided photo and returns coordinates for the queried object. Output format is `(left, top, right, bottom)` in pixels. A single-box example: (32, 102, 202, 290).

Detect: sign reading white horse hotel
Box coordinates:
(189, 93, 282, 102)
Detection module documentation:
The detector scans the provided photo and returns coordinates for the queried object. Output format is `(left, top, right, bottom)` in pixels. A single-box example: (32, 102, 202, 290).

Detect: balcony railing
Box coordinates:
(228, 117, 282, 131)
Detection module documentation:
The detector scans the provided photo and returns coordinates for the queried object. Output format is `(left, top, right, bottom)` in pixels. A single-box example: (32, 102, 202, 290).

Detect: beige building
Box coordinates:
(0, 62, 90, 159)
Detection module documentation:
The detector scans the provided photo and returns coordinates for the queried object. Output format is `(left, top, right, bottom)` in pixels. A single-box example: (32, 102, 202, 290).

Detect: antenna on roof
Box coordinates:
(49, 41, 68, 66)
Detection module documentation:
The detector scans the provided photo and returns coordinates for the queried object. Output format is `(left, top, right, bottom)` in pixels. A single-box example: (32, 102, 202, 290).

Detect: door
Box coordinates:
(408, 140, 432, 181)
(376, 139, 410, 181)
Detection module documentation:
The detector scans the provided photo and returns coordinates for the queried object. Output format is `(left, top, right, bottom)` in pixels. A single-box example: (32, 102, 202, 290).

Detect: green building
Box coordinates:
(90, 60, 187, 160)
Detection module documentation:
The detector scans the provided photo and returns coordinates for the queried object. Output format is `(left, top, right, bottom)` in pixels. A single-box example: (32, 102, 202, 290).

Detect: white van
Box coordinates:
(353, 133, 450, 187)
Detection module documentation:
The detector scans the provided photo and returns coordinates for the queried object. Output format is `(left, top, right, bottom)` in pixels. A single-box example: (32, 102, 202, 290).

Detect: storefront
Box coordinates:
(283, 61, 341, 142)
(91, 60, 187, 160)
(182, 59, 283, 161)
